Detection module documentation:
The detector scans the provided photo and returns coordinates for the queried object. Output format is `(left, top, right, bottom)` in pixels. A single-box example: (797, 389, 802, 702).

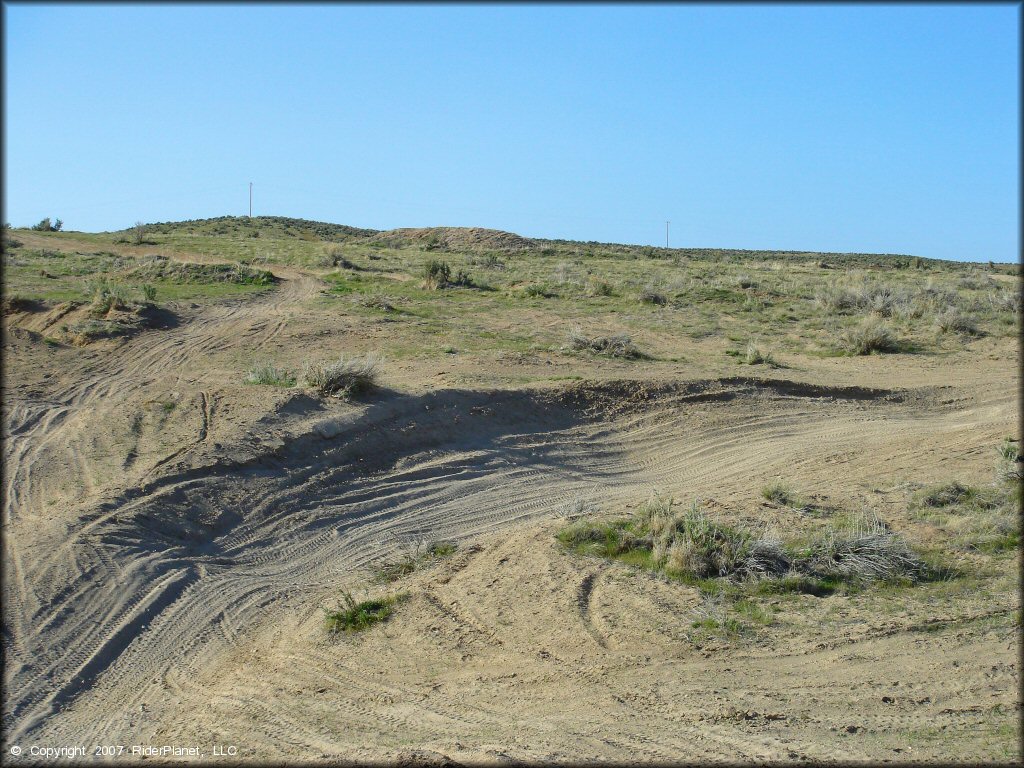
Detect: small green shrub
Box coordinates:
(423, 259, 451, 289)
(30, 217, 62, 232)
(325, 591, 402, 633)
(586, 278, 614, 297)
(87, 279, 132, 316)
(140, 284, 157, 303)
(997, 438, 1022, 484)
(762, 479, 797, 506)
(523, 283, 553, 298)
(450, 269, 474, 287)
(321, 246, 359, 269)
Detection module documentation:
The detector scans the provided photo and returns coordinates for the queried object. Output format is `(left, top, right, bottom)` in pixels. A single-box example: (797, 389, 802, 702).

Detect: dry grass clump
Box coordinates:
(585, 278, 615, 297)
(988, 289, 1021, 314)
(735, 275, 758, 289)
(638, 285, 667, 305)
(934, 307, 981, 336)
(800, 517, 924, 584)
(303, 352, 381, 397)
(997, 438, 1022, 484)
(374, 539, 457, 583)
(743, 341, 777, 367)
(567, 326, 643, 359)
(839, 317, 898, 355)
(920, 481, 977, 508)
(244, 362, 296, 387)
(643, 499, 790, 580)
(352, 293, 396, 312)
(522, 283, 554, 298)
(761, 479, 797, 506)
(555, 496, 598, 520)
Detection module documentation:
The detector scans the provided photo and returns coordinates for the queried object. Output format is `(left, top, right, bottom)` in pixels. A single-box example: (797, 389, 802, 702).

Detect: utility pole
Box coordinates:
(665, 221, 670, 249)
(249, 182, 253, 218)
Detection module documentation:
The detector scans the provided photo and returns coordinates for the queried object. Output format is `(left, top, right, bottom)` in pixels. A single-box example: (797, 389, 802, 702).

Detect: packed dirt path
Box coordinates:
(2, 243, 1019, 762)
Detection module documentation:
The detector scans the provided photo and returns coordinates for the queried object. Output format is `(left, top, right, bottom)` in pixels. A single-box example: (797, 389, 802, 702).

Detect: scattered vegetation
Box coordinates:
(912, 439, 1021, 553)
(303, 352, 381, 397)
(558, 493, 932, 598)
(4, 216, 1018, 367)
(132, 258, 275, 286)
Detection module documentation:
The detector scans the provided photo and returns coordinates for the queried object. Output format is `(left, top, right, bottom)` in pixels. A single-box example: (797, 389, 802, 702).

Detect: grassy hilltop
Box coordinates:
(3, 215, 1019, 361)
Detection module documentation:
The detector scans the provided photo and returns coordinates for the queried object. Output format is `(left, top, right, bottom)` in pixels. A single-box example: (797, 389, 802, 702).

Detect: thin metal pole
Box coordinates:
(666, 221, 670, 249)
(249, 182, 253, 218)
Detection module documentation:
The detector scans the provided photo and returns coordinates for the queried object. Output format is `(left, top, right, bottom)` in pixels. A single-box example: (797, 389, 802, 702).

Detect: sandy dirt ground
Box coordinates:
(2, 238, 1019, 763)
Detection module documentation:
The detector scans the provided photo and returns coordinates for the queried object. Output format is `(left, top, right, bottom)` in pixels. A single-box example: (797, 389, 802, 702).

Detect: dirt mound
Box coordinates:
(370, 227, 536, 251)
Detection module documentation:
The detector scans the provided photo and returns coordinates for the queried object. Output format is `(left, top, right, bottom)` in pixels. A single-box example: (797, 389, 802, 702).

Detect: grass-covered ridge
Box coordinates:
(6, 216, 1019, 363)
(138, 215, 378, 242)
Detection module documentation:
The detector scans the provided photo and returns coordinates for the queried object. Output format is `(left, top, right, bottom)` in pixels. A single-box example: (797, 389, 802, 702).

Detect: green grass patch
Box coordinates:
(325, 590, 405, 633)
(244, 362, 296, 387)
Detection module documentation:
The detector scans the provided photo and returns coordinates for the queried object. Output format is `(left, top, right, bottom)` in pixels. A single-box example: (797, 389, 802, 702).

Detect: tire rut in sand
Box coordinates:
(5, 376, 1013, 754)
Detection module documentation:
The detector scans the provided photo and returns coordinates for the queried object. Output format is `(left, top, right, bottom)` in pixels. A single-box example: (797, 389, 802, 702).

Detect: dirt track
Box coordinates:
(2, 250, 1019, 762)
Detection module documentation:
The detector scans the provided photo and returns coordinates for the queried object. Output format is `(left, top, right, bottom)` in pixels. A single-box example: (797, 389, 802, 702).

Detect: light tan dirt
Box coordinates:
(2, 240, 1019, 763)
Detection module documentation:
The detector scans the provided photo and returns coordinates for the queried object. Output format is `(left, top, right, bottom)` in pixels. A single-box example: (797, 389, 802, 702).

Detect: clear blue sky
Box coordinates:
(4, 3, 1019, 261)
